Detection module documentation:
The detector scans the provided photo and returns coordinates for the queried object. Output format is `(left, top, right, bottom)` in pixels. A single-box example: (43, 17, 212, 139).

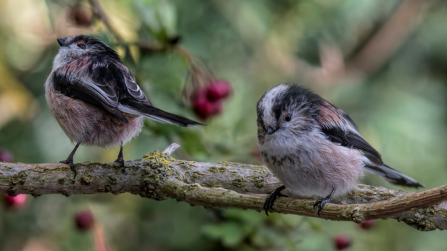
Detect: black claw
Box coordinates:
(313, 198, 329, 216)
(61, 142, 81, 180)
(263, 185, 288, 216)
(313, 188, 336, 216)
(115, 143, 126, 172)
(70, 163, 77, 179)
(114, 158, 126, 172)
(60, 159, 77, 179)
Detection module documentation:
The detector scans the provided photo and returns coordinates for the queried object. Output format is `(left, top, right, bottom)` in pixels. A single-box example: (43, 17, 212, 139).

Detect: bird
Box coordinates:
(45, 34, 201, 178)
(256, 83, 423, 216)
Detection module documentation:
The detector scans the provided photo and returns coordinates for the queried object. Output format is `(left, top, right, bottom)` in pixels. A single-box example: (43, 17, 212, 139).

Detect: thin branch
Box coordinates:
(161, 143, 181, 155)
(0, 152, 445, 231)
(88, 0, 123, 43)
(345, 0, 436, 76)
(87, 0, 140, 67)
(298, 0, 437, 85)
(87, 0, 177, 66)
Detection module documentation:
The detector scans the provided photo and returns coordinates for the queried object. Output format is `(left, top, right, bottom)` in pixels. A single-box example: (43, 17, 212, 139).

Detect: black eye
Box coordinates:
(284, 113, 291, 122)
(77, 42, 86, 49)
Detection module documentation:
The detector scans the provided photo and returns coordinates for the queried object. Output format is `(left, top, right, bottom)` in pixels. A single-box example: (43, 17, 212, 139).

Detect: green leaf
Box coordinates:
(202, 222, 246, 247)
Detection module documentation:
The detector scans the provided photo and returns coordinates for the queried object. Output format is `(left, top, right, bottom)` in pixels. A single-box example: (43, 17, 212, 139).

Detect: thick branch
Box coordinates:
(0, 150, 445, 231)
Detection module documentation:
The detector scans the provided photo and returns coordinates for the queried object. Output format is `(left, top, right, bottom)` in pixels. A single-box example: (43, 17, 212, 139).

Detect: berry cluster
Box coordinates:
(191, 80, 232, 120)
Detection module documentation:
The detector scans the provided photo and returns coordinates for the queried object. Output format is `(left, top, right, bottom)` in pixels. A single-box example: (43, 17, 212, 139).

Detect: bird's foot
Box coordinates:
(313, 188, 336, 216)
(60, 158, 77, 179)
(114, 157, 126, 173)
(263, 185, 288, 216)
(115, 143, 126, 173)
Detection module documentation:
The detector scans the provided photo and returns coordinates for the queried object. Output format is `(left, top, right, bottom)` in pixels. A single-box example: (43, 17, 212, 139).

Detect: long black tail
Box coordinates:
(120, 99, 202, 127)
(364, 164, 423, 188)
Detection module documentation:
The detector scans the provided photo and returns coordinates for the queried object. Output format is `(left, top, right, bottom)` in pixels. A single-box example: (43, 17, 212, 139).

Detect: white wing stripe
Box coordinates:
(117, 104, 177, 125)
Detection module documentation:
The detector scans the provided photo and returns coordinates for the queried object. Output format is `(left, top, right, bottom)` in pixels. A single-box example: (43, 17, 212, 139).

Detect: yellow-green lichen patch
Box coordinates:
(208, 167, 227, 173)
(220, 161, 231, 166)
(143, 151, 175, 164)
(253, 176, 266, 188)
(232, 176, 244, 187)
(209, 167, 219, 173)
(80, 175, 93, 185)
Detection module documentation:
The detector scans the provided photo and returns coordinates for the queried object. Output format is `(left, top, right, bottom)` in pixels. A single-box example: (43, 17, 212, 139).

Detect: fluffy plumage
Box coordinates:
(257, 84, 422, 215)
(45, 35, 201, 177)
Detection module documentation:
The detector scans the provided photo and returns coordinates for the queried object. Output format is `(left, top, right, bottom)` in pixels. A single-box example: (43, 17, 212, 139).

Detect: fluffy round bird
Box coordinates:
(45, 35, 201, 178)
(256, 84, 423, 216)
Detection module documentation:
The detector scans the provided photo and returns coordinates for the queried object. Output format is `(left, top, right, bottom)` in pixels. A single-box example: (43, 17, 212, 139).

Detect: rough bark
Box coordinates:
(0, 147, 445, 231)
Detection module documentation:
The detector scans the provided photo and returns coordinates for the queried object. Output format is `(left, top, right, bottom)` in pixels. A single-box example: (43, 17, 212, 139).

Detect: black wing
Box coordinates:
(317, 102, 384, 166)
(53, 55, 150, 123)
(116, 62, 152, 106)
(53, 55, 201, 127)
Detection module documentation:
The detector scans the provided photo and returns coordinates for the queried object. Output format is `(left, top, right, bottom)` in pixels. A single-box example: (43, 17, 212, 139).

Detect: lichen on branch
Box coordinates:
(0, 144, 445, 231)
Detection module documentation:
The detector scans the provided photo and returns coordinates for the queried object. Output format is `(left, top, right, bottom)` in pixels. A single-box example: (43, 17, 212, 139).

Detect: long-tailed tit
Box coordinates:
(256, 84, 422, 216)
(45, 35, 201, 178)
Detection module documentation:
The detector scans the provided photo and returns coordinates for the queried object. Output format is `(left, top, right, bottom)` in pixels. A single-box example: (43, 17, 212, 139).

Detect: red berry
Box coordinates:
(210, 99, 223, 115)
(359, 220, 376, 230)
(3, 194, 27, 210)
(68, 7, 92, 27)
(0, 150, 14, 162)
(206, 81, 232, 101)
(74, 210, 95, 231)
(191, 88, 222, 120)
(334, 235, 352, 250)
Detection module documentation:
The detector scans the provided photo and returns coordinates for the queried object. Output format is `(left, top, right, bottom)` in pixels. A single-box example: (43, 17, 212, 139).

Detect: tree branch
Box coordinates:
(344, 0, 436, 76)
(297, 0, 437, 86)
(88, 0, 124, 43)
(0, 147, 445, 231)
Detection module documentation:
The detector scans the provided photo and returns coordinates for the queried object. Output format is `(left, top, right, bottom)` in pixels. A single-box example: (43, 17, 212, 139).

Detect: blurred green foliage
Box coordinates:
(0, 0, 447, 250)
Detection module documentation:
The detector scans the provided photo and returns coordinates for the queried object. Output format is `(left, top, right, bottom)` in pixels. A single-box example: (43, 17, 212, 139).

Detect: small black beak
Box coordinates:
(267, 126, 277, 135)
(57, 38, 66, 47)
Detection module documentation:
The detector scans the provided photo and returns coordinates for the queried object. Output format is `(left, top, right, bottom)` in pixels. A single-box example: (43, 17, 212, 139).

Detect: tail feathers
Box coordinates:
(118, 100, 203, 127)
(364, 164, 423, 188)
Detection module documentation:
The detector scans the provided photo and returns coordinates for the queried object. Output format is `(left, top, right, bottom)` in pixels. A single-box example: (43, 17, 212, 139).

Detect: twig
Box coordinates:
(93, 223, 111, 251)
(215, 0, 437, 86)
(345, 0, 437, 76)
(0, 154, 446, 231)
(88, 0, 123, 42)
(162, 143, 181, 155)
(297, 0, 438, 85)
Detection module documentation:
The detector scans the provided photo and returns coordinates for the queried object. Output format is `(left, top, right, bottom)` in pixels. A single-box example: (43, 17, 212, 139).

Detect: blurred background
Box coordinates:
(0, 0, 446, 250)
